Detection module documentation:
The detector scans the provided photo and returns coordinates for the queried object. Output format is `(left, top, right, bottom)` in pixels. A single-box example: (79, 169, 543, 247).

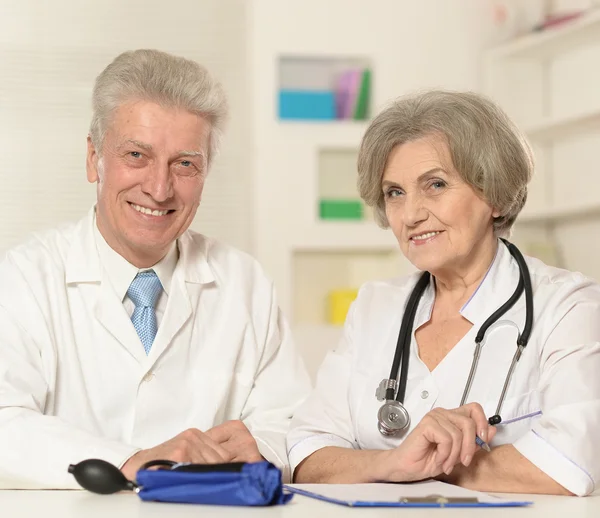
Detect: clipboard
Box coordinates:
(284, 481, 533, 508)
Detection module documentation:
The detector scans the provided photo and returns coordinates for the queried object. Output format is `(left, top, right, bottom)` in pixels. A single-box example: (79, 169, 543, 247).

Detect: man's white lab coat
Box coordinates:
(0, 208, 311, 488)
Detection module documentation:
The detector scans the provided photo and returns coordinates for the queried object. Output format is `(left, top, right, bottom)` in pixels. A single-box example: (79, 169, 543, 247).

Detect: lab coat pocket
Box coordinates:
(211, 367, 256, 422)
(485, 390, 542, 446)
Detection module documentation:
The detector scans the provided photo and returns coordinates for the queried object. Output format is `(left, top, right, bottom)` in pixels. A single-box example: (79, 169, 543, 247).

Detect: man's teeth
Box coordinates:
(131, 204, 169, 216)
(412, 231, 440, 241)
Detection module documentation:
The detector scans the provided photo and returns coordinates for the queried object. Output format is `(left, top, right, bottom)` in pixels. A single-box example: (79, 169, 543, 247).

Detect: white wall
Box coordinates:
(0, 0, 253, 252)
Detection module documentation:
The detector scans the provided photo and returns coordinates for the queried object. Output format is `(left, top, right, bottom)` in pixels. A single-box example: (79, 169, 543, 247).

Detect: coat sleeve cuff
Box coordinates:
(254, 435, 290, 483)
(513, 430, 595, 496)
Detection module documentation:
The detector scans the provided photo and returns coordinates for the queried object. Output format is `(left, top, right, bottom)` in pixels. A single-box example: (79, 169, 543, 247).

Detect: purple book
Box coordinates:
(335, 70, 352, 119)
(342, 69, 362, 119)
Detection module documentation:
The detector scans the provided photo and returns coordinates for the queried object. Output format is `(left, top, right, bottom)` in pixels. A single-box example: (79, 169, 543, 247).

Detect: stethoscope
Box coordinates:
(376, 238, 533, 436)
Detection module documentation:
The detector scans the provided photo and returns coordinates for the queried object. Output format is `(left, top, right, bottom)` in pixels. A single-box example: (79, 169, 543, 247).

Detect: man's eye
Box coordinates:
(130, 151, 142, 158)
(181, 160, 191, 167)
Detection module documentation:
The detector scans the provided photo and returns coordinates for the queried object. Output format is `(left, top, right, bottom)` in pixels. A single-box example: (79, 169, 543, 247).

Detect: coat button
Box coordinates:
(143, 372, 155, 382)
(421, 390, 429, 399)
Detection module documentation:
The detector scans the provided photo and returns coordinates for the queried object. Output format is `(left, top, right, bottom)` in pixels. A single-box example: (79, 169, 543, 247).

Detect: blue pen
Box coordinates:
(475, 435, 491, 452)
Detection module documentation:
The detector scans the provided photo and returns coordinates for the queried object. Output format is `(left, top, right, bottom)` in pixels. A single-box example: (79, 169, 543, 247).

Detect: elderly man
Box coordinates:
(0, 49, 310, 488)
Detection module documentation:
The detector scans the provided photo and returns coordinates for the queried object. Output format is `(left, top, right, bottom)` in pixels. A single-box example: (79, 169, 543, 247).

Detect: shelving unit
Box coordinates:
(250, 1, 502, 379)
(318, 148, 364, 221)
(484, 8, 600, 276)
(292, 249, 403, 324)
(486, 9, 600, 61)
(278, 55, 371, 121)
(277, 120, 370, 142)
(253, 36, 399, 336)
(519, 200, 600, 224)
(524, 107, 600, 140)
(290, 221, 397, 251)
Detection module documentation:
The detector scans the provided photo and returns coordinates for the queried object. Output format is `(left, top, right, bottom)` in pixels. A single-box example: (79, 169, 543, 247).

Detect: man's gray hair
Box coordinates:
(357, 90, 534, 237)
(89, 49, 228, 167)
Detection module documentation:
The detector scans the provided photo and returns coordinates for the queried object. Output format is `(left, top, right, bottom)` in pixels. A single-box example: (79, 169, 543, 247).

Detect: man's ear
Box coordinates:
(86, 136, 99, 183)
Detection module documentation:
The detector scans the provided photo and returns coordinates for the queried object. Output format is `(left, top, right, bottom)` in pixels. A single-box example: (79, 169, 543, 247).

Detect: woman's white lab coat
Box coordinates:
(287, 241, 600, 496)
(0, 208, 311, 488)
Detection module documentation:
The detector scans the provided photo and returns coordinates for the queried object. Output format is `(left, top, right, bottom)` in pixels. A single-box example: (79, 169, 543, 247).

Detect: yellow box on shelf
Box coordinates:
(327, 288, 359, 325)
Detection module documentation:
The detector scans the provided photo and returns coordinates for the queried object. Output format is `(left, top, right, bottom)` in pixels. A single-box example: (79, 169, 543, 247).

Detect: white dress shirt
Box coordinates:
(94, 223, 178, 327)
(0, 207, 311, 488)
(287, 240, 600, 496)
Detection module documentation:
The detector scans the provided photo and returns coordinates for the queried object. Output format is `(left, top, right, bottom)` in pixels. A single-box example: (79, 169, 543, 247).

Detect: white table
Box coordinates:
(2, 489, 600, 517)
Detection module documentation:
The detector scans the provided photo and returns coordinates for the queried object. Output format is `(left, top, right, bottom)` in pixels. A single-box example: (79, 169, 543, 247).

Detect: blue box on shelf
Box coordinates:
(279, 89, 335, 120)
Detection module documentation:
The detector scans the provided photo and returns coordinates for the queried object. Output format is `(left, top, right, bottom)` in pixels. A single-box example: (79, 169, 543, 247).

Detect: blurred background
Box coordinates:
(1, 0, 599, 378)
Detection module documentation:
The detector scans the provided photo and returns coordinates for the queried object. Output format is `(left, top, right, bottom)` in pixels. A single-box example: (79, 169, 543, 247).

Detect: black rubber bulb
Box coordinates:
(68, 459, 136, 494)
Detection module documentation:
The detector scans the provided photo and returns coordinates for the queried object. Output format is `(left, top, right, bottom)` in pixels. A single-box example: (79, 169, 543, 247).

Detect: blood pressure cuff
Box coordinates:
(135, 461, 292, 506)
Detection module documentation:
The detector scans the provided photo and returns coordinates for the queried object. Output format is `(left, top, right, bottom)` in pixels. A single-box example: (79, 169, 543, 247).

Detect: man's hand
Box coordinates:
(373, 403, 497, 482)
(205, 420, 263, 463)
(121, 428, 234, 480)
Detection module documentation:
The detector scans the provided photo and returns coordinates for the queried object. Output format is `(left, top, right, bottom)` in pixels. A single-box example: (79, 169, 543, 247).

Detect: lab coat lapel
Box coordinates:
(148, 273, 192, 361)
(459, 240, 520, 325)
(94, 279, 148, 364)
(66, 208, 148, 364)
(145, 231, 215, 362)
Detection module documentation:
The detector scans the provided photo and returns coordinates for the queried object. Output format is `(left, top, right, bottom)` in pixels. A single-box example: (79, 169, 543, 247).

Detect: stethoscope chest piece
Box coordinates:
(377, 400, 410, 436)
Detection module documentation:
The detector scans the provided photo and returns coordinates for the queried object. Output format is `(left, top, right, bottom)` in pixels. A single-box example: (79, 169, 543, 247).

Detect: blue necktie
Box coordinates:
(127, 270, 163, 355)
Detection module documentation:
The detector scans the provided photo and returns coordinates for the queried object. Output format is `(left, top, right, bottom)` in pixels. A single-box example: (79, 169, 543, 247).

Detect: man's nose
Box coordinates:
(141, 163, 173, 203)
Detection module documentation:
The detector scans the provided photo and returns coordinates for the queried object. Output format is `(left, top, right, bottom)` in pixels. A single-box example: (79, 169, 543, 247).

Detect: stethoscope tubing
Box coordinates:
(380, 239, 534, 433)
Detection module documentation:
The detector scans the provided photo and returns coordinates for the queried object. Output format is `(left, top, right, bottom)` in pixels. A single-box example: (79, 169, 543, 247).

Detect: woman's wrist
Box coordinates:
(365, 449, 399, 482)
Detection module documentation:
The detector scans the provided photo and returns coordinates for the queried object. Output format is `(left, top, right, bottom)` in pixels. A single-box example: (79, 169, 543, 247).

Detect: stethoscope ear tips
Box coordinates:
(68, 459, 137, 494)
(488, 415, 502, 426)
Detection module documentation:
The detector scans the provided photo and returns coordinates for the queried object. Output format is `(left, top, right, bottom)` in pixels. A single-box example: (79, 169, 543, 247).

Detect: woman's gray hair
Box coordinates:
(89, 49, 228, 167)
(357, 90, 534, 236)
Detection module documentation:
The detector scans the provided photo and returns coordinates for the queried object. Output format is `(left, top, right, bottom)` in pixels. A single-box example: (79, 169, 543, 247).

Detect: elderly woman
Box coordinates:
(287, 91, 600, 496)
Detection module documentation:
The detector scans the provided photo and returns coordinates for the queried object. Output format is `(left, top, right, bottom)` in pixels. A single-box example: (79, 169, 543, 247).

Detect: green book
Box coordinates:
(319, 199, 363, 220)
(353, 69, 371, 120)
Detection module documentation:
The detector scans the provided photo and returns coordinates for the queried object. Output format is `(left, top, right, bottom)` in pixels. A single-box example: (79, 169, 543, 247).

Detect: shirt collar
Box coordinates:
(66, 205, 216, 287)
(93, 214, 178, 301)
(65, 206, 101, 284)
(459, 240, 520, 324)
(413, 239, 520, 328)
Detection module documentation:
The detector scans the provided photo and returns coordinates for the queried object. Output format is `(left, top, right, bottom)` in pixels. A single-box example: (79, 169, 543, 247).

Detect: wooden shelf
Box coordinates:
(486, 9, 600, 61)
(525, 108, 600, 141)
(519, 201, 600, 224)
(291, 221, 398, 251)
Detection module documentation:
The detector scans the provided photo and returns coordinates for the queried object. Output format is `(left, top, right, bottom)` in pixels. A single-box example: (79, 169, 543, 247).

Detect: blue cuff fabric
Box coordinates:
(136, 461, 293, 506)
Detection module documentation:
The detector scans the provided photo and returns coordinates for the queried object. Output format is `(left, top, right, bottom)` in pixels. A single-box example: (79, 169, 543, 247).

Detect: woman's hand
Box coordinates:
(372, 403, 497, 482)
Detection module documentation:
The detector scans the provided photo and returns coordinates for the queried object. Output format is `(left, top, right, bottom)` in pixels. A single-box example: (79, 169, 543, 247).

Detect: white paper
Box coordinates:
(287, 480, 521, 505)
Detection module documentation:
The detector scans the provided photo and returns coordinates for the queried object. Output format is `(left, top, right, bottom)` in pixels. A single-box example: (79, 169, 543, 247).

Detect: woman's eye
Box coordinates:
(431, 180, 446, 189)
(386, 188, 402, 198)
